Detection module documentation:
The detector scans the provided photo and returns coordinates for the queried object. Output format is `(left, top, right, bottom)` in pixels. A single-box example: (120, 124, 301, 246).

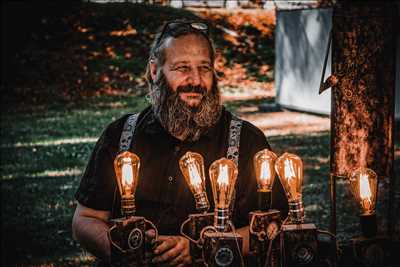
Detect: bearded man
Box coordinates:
(72, 20, 288, 266)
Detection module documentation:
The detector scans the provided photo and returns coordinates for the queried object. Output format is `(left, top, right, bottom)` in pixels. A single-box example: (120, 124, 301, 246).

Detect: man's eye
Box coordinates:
(176, 66, 190, 72)
(200, 66, 212, 73)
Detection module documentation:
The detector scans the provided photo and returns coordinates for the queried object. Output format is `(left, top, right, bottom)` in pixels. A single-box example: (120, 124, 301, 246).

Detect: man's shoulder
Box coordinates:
(103, 114, 131, 137)
(224, 110, 265, 140)
(102, 106, 151, 139)
(241, 119, 267, 143)
(223, 109, 270, 153)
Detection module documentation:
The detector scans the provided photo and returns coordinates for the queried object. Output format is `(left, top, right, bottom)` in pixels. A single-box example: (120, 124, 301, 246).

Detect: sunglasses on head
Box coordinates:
(157, 21, 209, 43)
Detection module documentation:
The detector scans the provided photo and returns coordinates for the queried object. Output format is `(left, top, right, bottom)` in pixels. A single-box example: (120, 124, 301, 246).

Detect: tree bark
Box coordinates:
(330, 2, 396, 235)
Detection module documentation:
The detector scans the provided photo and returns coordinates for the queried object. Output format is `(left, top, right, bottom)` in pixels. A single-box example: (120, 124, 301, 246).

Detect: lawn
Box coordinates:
(2, 94, 398, 265)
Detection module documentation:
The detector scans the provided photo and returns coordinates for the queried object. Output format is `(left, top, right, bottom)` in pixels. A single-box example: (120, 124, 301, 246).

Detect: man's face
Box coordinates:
(159, 34, 214, 107)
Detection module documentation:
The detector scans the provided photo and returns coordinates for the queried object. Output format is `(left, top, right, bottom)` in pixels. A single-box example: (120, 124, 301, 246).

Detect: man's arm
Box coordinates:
(72, 203, 111, 261)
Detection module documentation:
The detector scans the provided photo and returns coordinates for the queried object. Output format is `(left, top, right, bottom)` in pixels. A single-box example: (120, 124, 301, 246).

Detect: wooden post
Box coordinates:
(330, 2, 396, 235)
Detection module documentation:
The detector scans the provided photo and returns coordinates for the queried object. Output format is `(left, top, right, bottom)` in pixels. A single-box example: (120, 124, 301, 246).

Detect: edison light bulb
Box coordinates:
(349, 168, 377, 216)
(275, 152, 304, 223)
(179, 151, 210, 213)
(114, 151, 140, 217)
(209, 158, 238, 231)
(253, 149, 277, 192)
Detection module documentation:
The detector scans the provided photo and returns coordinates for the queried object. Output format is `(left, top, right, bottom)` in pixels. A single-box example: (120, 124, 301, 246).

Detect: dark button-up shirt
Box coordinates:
(75, 106, 288, 234)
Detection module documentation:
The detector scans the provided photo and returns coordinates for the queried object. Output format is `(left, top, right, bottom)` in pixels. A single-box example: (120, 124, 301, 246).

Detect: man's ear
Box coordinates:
(149, 60, 158, 82)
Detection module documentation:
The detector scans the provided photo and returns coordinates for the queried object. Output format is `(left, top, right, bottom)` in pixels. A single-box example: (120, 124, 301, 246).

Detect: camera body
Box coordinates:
(186, 212, 214, 266)
(249, 209, 281, 266)
(203, 232, 243, 267)
(108, 216, 153, 267)
(280, 223, 319, 267)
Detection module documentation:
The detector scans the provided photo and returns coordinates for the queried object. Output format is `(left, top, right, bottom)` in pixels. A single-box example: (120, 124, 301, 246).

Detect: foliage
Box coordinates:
(3, 2, 275, 108)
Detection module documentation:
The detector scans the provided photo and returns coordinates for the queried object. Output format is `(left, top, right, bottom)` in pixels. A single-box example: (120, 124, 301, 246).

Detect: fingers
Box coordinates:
(152, 236, 191, 265)
(154, 236, 178, 255)
(145, 229, 156, 244)
(169, 254, 185, 266)
(169, 253, 192, 266)
(145, 229, 156, 239)
(152, 236, 180, 263)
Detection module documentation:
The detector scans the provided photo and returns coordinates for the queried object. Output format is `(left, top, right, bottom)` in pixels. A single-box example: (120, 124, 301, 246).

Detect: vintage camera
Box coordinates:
(280, 223, 337, 267)
(347, 236, 398, 267)
(181, 212, 214, 266)
(280, 223, 319, 267)
(108, 216, 157, 267)
(203, 231, 243, 267)
(249, 209, 281, 267)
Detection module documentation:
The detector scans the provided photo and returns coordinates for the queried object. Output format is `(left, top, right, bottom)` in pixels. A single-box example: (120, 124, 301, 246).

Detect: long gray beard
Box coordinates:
(149, 73, 222, 142)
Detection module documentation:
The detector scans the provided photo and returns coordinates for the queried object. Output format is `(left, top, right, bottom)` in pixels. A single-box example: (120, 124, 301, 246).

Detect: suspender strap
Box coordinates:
(226, 115, 243, 216)
(226, 115, 242, 166)
(119, 113, 139, 152)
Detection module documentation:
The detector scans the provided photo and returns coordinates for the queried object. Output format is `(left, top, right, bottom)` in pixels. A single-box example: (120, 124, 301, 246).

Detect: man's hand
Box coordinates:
(152, 235, 192, 266)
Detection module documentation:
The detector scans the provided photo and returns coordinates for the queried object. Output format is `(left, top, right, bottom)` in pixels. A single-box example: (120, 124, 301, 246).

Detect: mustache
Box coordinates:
(176, 85, 206, 94)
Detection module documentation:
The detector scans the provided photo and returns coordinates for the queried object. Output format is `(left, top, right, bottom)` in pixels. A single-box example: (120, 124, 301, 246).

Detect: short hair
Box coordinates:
(145, 19, 216, 85)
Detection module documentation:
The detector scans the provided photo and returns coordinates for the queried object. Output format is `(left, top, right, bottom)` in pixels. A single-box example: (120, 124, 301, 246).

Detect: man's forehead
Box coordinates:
(163, 34, 212, 63)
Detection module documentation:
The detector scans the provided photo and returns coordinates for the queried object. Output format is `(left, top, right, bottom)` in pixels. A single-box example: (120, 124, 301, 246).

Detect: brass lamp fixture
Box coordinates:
(275, 153, 321, 267)
(202, 157, 244, 267)
(349, 167, 378, 237)
(249, 149, 281, 267)
(209, 157, 238, 232)
(108, 151, 157, 266)
(275, 152, 304, 224)
(114, 151, 140, 217)
(179, 151, 213, 266)
(253, 148, 278, 210)
(179, 151, 210, 213)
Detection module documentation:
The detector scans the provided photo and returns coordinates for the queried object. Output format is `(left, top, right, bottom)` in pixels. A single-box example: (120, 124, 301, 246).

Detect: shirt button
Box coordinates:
(168, 176, 174, 182)
(174, 146, 180, 153)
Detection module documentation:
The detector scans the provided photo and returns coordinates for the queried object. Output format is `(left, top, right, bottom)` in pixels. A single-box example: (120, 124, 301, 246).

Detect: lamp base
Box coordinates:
(121, 195, 136, 217)
(194, 192, 210, 213)
(257, 190, 271, 212)
(288, 200, 304, 224)
(360, 214, 377, 238)
(214, 208, 230, 232)
(203, 232, 243, 267)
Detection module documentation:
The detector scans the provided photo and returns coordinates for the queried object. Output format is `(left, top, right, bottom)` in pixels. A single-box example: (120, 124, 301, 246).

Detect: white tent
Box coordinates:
(275, 7, 400, 119)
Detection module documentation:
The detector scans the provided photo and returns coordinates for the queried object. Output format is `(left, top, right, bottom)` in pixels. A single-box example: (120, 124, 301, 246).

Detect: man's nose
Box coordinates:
(188, 69, 201, 86)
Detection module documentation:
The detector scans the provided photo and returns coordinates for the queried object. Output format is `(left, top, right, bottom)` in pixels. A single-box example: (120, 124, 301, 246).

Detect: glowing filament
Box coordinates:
(284, 158, 296, 181)
(188, 162, 202, 188)
(359, 174, 372, 210)
(359, 174, 372, 199)
(260, 161, 271, 184)
(122, 158, 133, 187)
(218, 165, 229, 186)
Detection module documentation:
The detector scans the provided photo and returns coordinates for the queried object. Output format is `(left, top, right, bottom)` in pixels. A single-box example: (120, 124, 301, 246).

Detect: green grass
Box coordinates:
(1, 95, 399, 265)
(1, 95, 148, 266)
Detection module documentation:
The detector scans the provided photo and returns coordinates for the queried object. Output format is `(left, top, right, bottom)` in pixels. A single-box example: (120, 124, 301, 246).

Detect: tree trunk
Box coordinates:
(330, 1, 396, 235)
